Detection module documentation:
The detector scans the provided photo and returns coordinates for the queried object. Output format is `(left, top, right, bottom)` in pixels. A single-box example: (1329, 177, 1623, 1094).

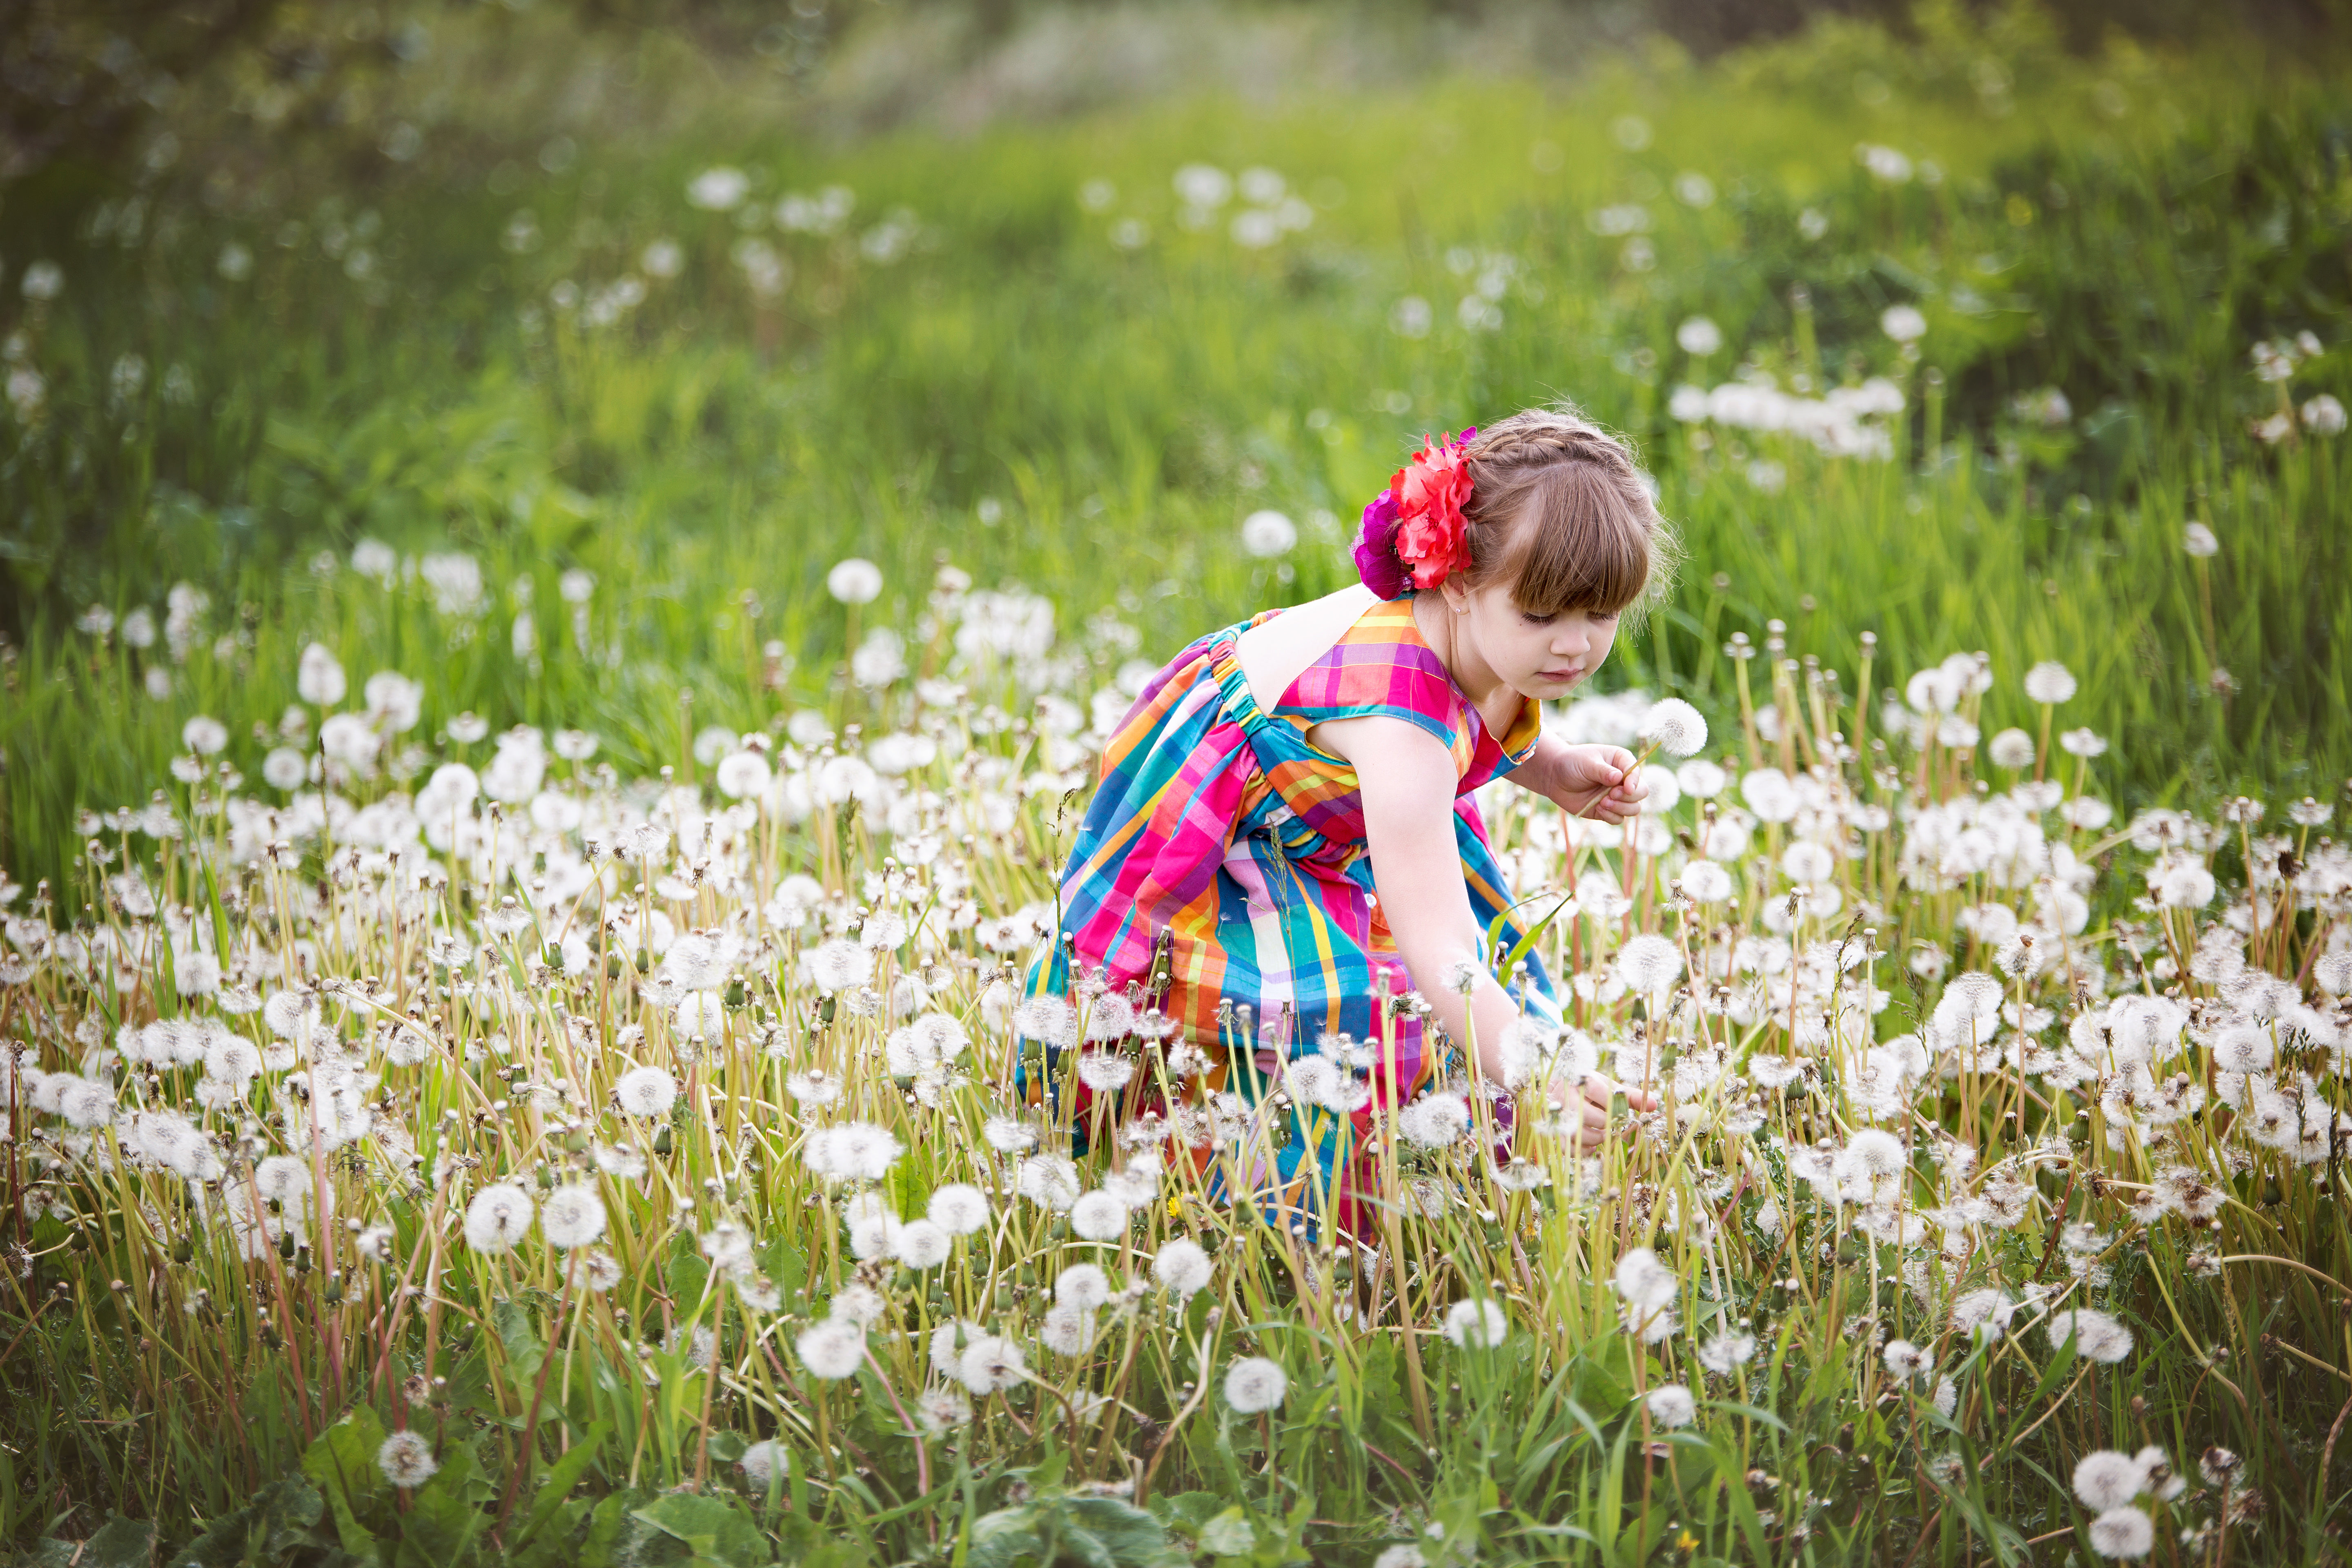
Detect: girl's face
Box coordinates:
(1440, 574, 1620, 703)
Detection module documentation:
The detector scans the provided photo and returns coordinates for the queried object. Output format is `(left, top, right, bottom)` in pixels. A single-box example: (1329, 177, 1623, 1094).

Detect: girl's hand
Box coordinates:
(1550, 743, 1647, 824)
(1546, 1071, 1658, 1151)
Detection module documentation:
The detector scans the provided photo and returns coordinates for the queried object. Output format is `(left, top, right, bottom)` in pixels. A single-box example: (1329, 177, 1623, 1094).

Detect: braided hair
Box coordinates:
(1447, 405, 1677, 626)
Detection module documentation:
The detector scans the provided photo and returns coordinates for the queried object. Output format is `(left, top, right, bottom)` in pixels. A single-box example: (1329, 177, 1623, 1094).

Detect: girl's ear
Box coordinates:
(1438, 577, 1473, 615)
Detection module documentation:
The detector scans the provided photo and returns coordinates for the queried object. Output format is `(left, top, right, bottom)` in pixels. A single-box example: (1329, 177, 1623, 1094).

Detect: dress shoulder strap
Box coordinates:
(1275, 597, 1466, 752)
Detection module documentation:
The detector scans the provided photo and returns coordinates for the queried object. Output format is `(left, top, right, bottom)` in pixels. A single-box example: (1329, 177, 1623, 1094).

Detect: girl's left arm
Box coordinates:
(1513, 733, 1647, 824)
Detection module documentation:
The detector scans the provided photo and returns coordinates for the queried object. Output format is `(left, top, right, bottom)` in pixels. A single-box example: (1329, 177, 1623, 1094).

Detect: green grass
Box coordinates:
(3, 8, 2349, 894)
(4, 9, 2352, 1562)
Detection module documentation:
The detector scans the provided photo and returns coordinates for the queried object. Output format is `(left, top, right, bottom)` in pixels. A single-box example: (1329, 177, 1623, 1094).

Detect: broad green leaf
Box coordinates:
(496, 1296, 548, 1385)
(633, 1492, 772, 1568)
(300, 1406, 392, 1557)
(514, 1419, 612, 1552)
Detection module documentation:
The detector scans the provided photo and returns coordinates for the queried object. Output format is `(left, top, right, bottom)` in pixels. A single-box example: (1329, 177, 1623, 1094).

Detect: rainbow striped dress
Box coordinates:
(1021, 596, 1561, 1240)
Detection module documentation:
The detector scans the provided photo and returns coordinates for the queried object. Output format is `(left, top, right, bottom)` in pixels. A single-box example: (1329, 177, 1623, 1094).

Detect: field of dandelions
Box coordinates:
(6, 6, 2352, 1565)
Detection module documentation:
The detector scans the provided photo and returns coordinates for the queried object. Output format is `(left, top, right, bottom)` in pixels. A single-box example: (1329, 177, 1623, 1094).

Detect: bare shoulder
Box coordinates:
(1234, 584, 1377, 713)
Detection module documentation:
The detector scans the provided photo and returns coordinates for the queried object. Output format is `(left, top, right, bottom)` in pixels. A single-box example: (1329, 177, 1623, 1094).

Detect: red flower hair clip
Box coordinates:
(1352, 428, 1477, 599)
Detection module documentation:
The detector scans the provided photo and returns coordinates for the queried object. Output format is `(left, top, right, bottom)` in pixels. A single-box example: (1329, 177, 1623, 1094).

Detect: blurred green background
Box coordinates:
(3, 0, 2349, 891)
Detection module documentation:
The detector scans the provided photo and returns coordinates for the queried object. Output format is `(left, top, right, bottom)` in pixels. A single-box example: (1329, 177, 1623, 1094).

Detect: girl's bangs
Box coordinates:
(1494, 468, 1656, 619)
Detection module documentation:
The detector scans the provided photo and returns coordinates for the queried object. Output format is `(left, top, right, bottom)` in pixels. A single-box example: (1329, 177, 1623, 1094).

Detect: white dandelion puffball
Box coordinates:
(1223, 1356, 1288, 1414)
(1635, 698, 1707, 757)
(796, 1318, 867, 1381)
(614, 1065, 678, 1119)
(1882, 1339, 1931, 1379)
(1677, 859, 1735, 904)
(2045, 1307, 2134, 1364)
(1055, 1263, 1113, 1310)
(957, 1334, 1027, 1395)
(2088, 1506, 2154, 1560)
(1646, 1383, 1697, 1428)
(1154, 1237, 1214, 1297)
(376, 1430, 439, 1489)
(539, 1185, 607, 1250)
(182, 715, 228, 755)
(826, 557, 884, 605)
(2073, 1450, 2147, 1510)
(892, 1218, 953, 1270)
(463, 1183, 535, 1254)
(715, 749, 771, 800)
(1988, 728, 2036, 770)
(927, 1182, 992, 1236)
(2024, 661, 2077, 705)
(804, 938, 875, 993)
(1617, 933, 1683, 993)
(1880, 303, 1927, 343)
(1069, 1189, 1130, 1240)
(1443, 1298, 1510, 1350)
(688, 166, 749, 210)
(2183, 521, 2219, 558)
(1039, 1301, 1098, 1356)
(739, 1439, 783, 1488)
(297, 641, 347, 707)
(1240, 510, 1296, 558)
(1613, 1247, 1677, 1310)
(1676, 316, 1722, 356)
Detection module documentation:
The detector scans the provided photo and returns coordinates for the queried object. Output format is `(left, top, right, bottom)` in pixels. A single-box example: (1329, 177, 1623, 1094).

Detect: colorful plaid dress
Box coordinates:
(1021, 596, 1561, 1240)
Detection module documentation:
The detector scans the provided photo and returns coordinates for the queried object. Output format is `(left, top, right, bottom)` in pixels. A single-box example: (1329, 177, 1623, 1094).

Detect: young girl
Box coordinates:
(1021, 406, 1672, 1241)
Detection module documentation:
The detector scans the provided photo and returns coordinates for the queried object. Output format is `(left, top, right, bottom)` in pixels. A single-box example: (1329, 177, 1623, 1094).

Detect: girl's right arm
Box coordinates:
(1314, 715, 1654, 1148)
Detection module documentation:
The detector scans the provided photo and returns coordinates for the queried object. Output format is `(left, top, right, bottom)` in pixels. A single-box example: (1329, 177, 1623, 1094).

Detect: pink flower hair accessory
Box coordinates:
(1352, 428, 1477, 599)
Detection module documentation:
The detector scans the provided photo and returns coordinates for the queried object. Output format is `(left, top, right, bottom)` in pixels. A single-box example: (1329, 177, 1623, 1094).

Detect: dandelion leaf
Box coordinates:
(397, 1440, 492, 1567)
(26, 1515, 154, 1568)
(512, 1419, 611, 1554)
(299, 1406, 392, 1557)
(968, 1495, 1183, 1568)
(176, 1474, 327, 1567)
(1143, 1492, 1227, 1532)
(630, 1492, 772, 1568)
(495, 1295, 548, 1386)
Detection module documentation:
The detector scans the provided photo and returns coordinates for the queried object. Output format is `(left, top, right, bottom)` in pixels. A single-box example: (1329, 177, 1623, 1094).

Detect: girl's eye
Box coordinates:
(1522, 612, 1556, 627)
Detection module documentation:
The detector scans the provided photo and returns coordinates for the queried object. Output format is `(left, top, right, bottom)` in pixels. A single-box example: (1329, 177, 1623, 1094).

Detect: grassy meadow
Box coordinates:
(2, 3, 2352, 1564)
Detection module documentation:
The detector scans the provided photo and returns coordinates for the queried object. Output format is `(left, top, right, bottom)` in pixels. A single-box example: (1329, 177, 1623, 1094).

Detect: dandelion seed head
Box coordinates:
(826, 558, 883, 605)
(957, 1334, 1026, 1395)
(539, 1185, 607, 1249)
(1040, 1301, 1097, 1356)
(805, 939, 875, 993)
(1069, 1189, 1129, 1240)
(1697, 1332, 1757, 1373)
(462, 1183, 534, 1254)
(2073, 1450, 2146, 1510)
(1442, 1298, 1510, 1350)
(797, 1318, 866, 1380)
(1636, 698, 1708, 757)
(2045, 1307, 2134, 1364)
(1154, 1237, 1214, 1297)
(1613, 1247, 1678, 1310)
(2087, 1506, 2154, 1559)
(615, 1065, 678, 1118)
(1055, 1263, 1113, 1311)
(1223, 1355, 1287, 1414)
(2025, 661, 2077, 704)
(892, 1218, 952, 1269)
(739, 1439, 784, 1488)
(927, 1182, 992, 1235)
(1646, 1383, 1697, 1427)
(376, 1430, 438, 1488)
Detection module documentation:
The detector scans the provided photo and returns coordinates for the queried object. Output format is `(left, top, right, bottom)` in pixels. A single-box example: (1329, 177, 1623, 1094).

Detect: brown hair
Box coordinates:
(1452, 405, 1677, 626)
